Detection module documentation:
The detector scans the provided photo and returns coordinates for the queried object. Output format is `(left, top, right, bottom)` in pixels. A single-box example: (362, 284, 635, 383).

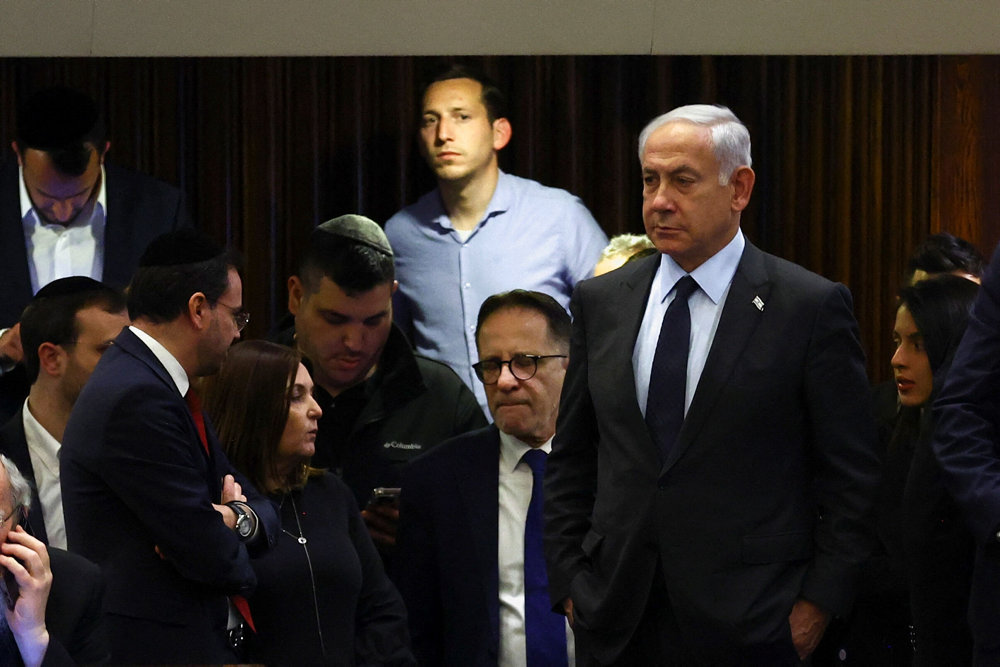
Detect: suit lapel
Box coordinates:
(609, 255, 660, 426)
(453, 426, 501, 649)
(661, 242, 770, 474)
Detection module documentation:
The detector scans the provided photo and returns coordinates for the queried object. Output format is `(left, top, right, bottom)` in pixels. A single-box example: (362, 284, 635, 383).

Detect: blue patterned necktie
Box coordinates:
(521, 448, 568, 667)
(645, 275, 699, 462)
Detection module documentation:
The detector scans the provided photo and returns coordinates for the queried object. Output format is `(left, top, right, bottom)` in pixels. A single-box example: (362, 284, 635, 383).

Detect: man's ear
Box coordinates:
(188, 292, 210, 330)
(730, 166, 756, 212)
(492, 118, 512, 152)
(288, 276, 305, 315)
(11, 141, 23, 166)
(97, 141, 111, 163)
(36, 342, 66, 378)
(390, 280, 399, 296)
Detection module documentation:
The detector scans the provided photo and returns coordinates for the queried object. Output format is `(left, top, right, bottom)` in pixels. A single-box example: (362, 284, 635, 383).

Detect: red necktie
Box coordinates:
(184, 389, 256, 633)
(184, 390, 209, 455)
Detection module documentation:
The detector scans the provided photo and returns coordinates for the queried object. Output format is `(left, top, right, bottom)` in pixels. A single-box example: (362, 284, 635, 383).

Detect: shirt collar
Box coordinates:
(129, 325, 190, 396)
(498, 428, 553, 474)
(432, 169, 512, 232)
(19, 164, 107, 226)
(655, 229, 745, 304)
(21, 398, 61, 465)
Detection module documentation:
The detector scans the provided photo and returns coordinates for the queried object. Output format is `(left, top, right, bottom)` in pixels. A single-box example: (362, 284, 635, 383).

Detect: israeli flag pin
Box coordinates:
(752, 296, 764, 311)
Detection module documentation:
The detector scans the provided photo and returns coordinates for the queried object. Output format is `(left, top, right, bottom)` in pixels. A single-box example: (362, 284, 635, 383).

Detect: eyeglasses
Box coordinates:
(0, 505, 21, 526)
(472, 354, 567, 384)
(215, 300, 250, 333)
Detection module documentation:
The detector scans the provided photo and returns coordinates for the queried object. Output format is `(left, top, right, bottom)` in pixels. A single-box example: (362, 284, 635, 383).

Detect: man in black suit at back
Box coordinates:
(544, 105, 880, 664)
(0, 86, 190, 423)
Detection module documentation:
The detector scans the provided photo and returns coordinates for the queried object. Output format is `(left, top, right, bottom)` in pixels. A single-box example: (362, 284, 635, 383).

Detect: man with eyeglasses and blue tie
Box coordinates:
(397, 289, 574, 666)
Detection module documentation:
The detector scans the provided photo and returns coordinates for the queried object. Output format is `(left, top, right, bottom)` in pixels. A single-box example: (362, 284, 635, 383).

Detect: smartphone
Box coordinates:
(368, 487, 401, 506)
(0, 563, 18, 611)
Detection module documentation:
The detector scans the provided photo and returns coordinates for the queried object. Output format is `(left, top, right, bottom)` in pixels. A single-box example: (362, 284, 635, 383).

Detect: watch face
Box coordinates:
(237, 519, 252, 538)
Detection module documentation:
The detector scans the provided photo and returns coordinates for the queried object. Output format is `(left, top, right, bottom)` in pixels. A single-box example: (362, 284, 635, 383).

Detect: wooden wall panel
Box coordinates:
(0, 55, 990, 384)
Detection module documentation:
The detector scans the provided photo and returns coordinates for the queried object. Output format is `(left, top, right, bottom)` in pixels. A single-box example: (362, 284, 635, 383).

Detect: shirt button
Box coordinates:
(464, 282, 471, 289)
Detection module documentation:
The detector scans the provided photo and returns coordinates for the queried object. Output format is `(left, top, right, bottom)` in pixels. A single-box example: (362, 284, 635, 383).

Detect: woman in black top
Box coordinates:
(204, 340, 414, 666)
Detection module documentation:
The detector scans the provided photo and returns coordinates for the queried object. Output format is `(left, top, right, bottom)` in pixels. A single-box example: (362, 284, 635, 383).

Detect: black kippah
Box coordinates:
(139, 229, 224, 268)
(17, 86, 99, 150)
(33, 276, 106, 301)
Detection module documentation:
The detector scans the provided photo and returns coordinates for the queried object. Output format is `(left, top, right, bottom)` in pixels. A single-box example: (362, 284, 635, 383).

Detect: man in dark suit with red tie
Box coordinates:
(544, 105, 880, 664)
(60, 230, 279, 664)
(397, 290, 572, 665)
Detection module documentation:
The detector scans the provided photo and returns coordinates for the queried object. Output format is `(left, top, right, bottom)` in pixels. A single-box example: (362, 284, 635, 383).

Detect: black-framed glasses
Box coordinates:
(472, 354, 567, 384)
(215, 300, 250, 333)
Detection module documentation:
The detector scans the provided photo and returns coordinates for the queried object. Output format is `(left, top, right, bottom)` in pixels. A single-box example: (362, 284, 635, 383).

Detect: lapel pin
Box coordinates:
(752, 296, 764, 311)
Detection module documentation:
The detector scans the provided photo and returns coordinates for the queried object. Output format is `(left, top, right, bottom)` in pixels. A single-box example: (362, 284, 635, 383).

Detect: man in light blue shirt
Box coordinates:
(385, 64, 607, 413)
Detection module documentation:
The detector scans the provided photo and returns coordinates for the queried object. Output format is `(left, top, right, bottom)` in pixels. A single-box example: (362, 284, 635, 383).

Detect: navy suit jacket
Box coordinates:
(932, 241, 1000, 651)
(0, 411, 48, 544)
(0, 158, 191, 426)
(397, 425, 501, 666)
(545, 242, 880, 663)
(60, 327, 279, 664)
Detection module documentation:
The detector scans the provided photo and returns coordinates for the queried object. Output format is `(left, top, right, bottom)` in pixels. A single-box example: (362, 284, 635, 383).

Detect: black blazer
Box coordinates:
(932, 241, 1000, 653)
(39, 547, 110, 666)
(545, 242, 880, 663)
(60, 327, 279, 664)
(397, 425, 501, 666)
(0, 412, 48, 544)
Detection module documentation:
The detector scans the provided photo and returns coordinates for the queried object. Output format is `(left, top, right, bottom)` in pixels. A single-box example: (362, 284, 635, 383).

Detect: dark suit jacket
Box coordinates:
(545, 242, 880, 664)
(0, 158, 191, 425)
(932, 241, 1000, 653)
(397, 425, 501, 666)
(60, 327, 279, 664)
(0, 412, 48, 543)
(38, 547, 110, 666)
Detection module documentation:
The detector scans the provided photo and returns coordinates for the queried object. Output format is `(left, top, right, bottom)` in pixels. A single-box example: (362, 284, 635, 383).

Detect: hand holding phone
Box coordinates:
(362, 487, 401, 550)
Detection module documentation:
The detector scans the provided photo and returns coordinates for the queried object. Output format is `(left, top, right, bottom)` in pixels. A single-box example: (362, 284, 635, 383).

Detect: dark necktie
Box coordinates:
(645, 275, 698, 462)
(521, 448, 568, 667)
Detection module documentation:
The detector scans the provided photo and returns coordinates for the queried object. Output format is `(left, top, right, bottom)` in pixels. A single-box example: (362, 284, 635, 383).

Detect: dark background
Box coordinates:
(1, 55, 997, 383)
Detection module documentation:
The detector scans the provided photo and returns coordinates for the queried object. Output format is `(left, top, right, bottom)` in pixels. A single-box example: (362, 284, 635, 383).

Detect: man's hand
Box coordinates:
(2, 526, 52, 667)
(0, 324, 23, 367)
(361, 500, 399, 550)
(788, 598, 830, 660)
(562, 597, 575, 627)
(212, 474, 247, 530)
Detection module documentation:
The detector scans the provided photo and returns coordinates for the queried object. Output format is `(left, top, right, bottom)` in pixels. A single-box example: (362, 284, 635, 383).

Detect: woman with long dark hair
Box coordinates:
(203, 340, 413, 666)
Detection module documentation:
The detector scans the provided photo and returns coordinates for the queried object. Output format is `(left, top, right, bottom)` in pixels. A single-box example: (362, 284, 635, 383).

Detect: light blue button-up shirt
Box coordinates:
(386, 171, 608, 413)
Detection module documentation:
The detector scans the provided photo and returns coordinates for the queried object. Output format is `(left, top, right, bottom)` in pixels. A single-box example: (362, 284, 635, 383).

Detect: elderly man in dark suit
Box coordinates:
(544, 105, 880, 664)
(0, 86, 190, 424)
(60, 230, 279, 664)
(0, 454, 108, 666)
(397, 290, 572, 666)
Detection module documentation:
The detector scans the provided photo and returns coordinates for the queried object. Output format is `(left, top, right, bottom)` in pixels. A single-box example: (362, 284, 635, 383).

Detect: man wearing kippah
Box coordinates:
(272, 214, 486, 559)
(0, 86, 191, 425)
(61, 229, 279, 664)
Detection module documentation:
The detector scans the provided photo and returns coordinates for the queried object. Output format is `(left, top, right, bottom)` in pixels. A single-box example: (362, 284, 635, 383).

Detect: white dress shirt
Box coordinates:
(633, 231, 745, 417)
(20, 165, 107, 294)
(21, 399, 66, 548)
(497, 431, 574, 666)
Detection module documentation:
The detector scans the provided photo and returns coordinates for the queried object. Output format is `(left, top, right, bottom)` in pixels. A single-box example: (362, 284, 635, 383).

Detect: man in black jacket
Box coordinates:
(272, 215, 486, 553)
